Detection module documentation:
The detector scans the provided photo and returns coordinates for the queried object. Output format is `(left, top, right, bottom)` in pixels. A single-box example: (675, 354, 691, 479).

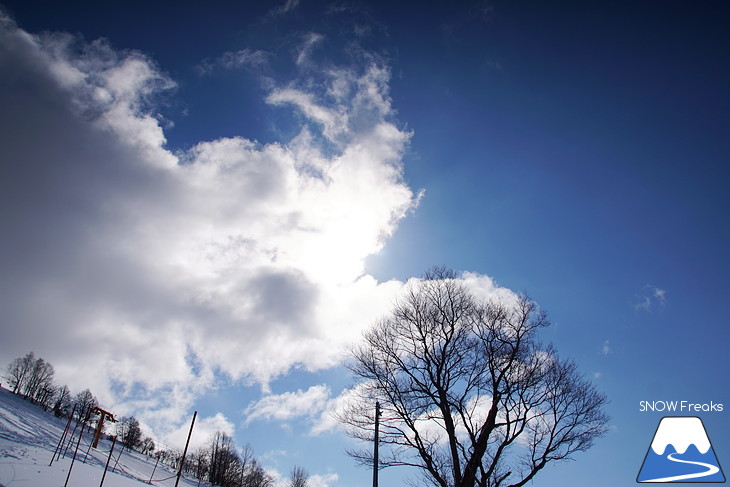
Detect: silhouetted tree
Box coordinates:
(5, 352, 57, 408)
(340, 267, 609, 487)
(243, 458, 274, 487)
(23, 357, 54, 403)
(53, 384, 72, 417)
(5, 352, 36, 394)
(189, 447, 210, 482)
(235, 444, 254, 486)
(288, 466, 309, 487)
(118, 416, 144, 450)
(73, 388, 98, 422)
(208, 431, 241, 487)
(36, 382, 57, 410)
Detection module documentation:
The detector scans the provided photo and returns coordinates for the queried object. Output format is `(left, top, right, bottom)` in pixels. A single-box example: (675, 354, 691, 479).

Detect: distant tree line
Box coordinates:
(5, 351, 56, 408)
(3, 352, 156, 455)
(173, 431, 312, 487)
(176, 431, 274, 487)
(3, 352, 309, 487)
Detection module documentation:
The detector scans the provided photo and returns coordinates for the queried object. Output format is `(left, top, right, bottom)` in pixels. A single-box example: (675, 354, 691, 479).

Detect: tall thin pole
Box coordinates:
(148, 455, 160, 484)
(63, 415, 82, 457)
(64, 420, 87, 487)
(83, 426, 95, 463)
(50, 405, 76, 465)
(373, 401, 380, 487)
(99, 436, 116, 487)
(112, 440, 125, 473)
(175, 411, 197, 487)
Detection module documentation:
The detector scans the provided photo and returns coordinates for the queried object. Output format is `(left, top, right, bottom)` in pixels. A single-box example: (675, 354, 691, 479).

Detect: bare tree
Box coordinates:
(288, 466, 309, 487)
(4, 353, 56, 408)
(243, 458, 274, 487)
(23, 357, 55, 403)
(237, 444, 253, 486)
(188, 447, 210, 481)
(36, 382, 58, 411)
(140, 436, 155, 456)
(5, 352, 36, 394)
(186, 435, 270, 487)
(156, 448, 180, 469)
(339, 267, 609, 487)
(73, 388, 98, 422)
(117, 416, 144, 451)
(208, 431, 241, 487)
(53, 384, 72, 417)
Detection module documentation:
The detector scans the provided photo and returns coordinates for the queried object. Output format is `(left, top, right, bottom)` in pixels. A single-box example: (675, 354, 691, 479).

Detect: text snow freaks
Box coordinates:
(640, 401, 724, 413)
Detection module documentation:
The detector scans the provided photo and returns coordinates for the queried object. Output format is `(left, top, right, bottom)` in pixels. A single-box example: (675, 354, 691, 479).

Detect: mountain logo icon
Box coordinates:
(637, 416, 725, 482)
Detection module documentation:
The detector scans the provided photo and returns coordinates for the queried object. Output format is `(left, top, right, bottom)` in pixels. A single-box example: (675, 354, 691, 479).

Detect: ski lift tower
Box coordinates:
(91, 407, 117, 448)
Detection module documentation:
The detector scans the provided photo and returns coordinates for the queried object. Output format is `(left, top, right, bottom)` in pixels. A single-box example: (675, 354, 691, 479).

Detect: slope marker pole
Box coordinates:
(64, 420, 87, 487)
(148, 455, 160, 484)
(175, 411, 197, 487)
(99, 436, 116, 487)
(50, 405, 76, 466)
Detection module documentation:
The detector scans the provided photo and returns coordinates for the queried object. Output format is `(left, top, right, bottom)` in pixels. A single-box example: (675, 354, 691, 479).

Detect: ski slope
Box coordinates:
(0, 387, 201, 487)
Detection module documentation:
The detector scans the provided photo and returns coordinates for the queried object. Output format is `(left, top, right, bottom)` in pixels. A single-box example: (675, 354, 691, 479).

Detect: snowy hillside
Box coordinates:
(0, 387, 200, 487)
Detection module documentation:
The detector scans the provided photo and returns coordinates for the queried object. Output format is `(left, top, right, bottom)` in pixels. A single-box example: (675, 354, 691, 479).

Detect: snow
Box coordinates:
(650, 416, 712, 455)
(0, 387, 201, 487)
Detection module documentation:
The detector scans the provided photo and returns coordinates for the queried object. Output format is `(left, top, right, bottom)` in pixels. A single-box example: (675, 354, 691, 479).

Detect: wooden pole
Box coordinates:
(373, 401, 380, 487)
(175, 411, 197, 487)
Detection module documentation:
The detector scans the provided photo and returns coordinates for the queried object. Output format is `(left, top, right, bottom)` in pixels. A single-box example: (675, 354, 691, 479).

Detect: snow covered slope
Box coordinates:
(0, 387, 199, 487)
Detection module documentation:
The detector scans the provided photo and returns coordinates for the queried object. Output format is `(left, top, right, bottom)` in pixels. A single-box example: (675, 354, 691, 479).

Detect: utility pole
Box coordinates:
(373, 401, 380, 487)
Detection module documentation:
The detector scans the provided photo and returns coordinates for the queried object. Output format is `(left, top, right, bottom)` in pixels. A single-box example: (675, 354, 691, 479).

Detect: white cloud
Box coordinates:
(269, 0, 301, 16)
(461, 271, 520, 305)
(269, 469, 339, 487)
(310, 473, 340, 487)
(633, 285, 667, 312)
(155, 411, 235, 452)
(267, 87, 346, 139)
(261, 449, 288, 462)
(601, 339, 611, 356)
(0, 13, 522, 452)
(197, 48, 270, 75)
(244, 385, 331, 424)
(654, 287, 667, 304)
(296, 32, 325, 66)
(310, 386, 356, 436)
(0, 14, 418, 432)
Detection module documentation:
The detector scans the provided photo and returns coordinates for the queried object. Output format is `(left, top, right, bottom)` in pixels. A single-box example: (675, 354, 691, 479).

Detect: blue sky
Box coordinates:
(0, 1, 728, 486)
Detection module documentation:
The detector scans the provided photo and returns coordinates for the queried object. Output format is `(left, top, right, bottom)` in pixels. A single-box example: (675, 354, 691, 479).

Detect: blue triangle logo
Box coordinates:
(638, 416, 725, 482)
